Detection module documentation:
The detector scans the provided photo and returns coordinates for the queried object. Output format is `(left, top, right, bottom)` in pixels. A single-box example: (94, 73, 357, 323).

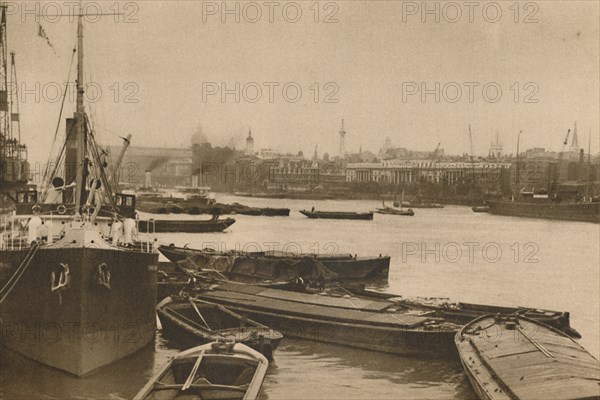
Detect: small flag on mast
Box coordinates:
(38, 23, 57, 55)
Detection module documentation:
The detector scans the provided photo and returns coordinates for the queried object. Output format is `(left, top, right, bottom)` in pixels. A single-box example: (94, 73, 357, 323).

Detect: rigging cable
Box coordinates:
(41, 122, 76, 203)
(41, 46, 77, 194)
(0, 243, 40, 304)
(85, 114, 119, 216)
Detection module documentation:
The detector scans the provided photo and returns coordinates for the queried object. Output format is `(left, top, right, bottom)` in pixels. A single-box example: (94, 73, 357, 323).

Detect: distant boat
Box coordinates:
(487, 200, 599, 223)
(133, 341, 268, 400)
(375, 207, 414, 216)
(235, 207, 290, 216)
(456, 314, 599, 400)
(157, 297, 283, 360)
(487, 128, 600, 223)
(159, 245, 390, 280)
(402, 202, 444, 209)
(376, 191, 414, 216)
(138, 217, 236, 233)
(137, 187, 216, 207)
(299, 210, 373, 220)
(471, 206, 490, 213)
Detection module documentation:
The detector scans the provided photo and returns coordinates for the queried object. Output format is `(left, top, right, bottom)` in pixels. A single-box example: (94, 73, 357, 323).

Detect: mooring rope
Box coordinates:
(0, 243, 40, 304)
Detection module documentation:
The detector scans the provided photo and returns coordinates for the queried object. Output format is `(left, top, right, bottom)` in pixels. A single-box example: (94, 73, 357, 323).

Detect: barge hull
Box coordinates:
(196, 300, 456, 357)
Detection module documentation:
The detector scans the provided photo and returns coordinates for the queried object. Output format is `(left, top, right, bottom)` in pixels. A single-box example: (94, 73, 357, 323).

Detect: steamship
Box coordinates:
(487, 197, 599, 223)
(487, 128, 600, 223)
(0, 8, 158, 376)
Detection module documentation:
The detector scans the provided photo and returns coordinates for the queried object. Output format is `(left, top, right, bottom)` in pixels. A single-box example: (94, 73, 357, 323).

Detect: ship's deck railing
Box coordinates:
(1, 213, 159, 253)
(138, 218, 157, 253)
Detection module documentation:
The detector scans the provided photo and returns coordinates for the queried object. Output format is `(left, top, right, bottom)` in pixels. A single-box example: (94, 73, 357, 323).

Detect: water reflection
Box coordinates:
(261, 339, 476, 400)
(0, 340, 156, 400)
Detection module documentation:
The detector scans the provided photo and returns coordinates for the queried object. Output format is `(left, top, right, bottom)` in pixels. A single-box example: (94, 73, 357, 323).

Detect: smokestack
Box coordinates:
(145, 170, 152, 188)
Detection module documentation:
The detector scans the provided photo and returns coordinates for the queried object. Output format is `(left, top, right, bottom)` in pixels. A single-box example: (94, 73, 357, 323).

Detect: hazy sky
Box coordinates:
(8, 0, 600, 165)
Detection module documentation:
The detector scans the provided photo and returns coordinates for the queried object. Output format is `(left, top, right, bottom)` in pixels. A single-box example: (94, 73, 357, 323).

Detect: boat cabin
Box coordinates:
(12, 190, 136, 218)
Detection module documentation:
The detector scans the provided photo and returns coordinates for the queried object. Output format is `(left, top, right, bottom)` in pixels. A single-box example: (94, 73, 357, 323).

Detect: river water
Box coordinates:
(1, 195, 598, 399)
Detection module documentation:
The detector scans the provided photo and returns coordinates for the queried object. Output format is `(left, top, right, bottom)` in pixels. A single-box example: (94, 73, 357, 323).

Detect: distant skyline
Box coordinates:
(187, 119, 593, 159)
(7, 1, 599, 166)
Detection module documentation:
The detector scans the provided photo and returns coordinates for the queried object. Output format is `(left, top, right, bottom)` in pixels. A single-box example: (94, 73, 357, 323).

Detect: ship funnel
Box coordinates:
(144, 170, 152, 188)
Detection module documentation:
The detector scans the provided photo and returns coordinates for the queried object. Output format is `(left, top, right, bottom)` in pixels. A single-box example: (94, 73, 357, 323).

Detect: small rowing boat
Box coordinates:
(134, 341, 268, 400)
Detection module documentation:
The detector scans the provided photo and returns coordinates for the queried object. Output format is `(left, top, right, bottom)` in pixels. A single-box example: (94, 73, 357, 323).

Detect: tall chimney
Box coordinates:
(145, 170, 152, 188)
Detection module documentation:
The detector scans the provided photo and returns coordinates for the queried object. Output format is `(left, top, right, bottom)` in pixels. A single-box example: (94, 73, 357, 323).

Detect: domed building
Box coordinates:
(191, 125, 209, 146)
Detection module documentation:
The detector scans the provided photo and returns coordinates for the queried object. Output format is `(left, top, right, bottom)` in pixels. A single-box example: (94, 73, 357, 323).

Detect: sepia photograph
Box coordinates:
(0, 1, 599, 399)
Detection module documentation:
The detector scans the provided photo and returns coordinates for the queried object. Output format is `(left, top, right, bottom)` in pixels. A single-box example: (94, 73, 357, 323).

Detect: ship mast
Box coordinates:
(74, 13, 86, 214)
(10, 53, 20, 144)
(0, 4, 10, 160)
(554, 128, 570, 194)
(585, 130, 591, 200)
(515, 130, 521, 194)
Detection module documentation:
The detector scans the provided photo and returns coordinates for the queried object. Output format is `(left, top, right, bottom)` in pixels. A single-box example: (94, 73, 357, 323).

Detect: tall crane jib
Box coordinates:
(0, 4, 29, 191)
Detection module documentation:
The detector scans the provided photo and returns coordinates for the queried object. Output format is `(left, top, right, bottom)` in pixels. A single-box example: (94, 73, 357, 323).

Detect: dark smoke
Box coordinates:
(148, 156, 170, 172)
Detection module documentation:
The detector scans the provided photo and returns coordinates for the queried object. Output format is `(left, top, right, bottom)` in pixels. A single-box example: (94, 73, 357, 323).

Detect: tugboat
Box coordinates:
(375, 191, 414, 216)
(0, 11, 158, 376)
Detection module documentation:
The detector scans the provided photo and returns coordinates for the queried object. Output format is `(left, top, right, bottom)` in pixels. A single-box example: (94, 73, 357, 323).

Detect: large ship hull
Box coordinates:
(0, 242, 158, 376)
(487, 200, 600, 223)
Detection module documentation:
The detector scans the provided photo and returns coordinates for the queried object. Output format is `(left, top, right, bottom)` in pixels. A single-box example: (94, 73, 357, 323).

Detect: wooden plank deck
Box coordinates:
(217, 283, 392, 311)
(201, 288, 431, 329)
(459, 316, 600, 400)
